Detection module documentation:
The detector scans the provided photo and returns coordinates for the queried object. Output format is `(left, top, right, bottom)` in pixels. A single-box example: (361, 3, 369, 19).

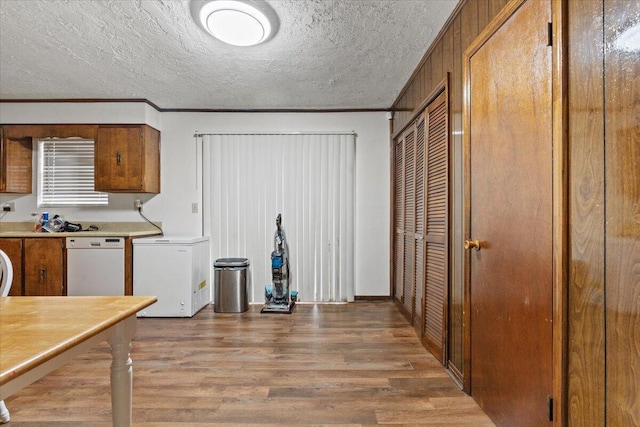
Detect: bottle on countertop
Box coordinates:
(31, 212, 40, 232)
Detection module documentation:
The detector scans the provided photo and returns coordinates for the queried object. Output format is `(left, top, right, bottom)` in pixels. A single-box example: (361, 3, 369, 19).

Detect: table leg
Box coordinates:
(107, 316, 137, 427)
(0, 400, 10, 424)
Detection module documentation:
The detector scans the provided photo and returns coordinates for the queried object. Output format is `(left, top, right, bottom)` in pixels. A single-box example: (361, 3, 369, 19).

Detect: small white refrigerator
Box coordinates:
(133, 236, 211, 317)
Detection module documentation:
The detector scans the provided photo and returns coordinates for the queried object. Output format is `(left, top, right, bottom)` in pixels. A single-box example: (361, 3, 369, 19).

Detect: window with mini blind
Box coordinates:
(37, 138, 108, 207)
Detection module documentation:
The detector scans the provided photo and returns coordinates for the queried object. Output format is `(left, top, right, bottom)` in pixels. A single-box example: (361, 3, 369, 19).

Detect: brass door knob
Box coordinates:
(464, 239, 481, 251)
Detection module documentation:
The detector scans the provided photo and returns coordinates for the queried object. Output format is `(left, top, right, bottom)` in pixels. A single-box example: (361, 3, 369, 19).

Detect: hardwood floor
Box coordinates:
(4, 301, 494, 426)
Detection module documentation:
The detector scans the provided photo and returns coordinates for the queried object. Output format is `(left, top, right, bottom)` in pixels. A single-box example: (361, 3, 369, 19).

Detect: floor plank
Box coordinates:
(4, 301, 494, 425)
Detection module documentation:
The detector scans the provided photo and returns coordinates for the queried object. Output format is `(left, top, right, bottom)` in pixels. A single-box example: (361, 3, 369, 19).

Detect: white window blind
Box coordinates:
(202, 132, 356, 303)
(38, 138, 108, 207)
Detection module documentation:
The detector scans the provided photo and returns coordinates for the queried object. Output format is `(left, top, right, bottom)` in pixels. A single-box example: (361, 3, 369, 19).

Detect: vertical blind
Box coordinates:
(38, 138, 108, 207)
(201, 133, 356, 303)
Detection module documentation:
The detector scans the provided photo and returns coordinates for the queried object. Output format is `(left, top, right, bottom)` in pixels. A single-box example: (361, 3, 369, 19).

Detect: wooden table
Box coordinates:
(0, 296, 156, 426)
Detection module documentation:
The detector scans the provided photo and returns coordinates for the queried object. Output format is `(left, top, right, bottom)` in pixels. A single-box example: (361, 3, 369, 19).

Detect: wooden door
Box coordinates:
(393, 135, 405, 304)
(402, 125, 416, 319)
(422, 90, 449, 364)
(395, 118, 424, 327)
(465, 0, 553, 425)
(24, 238, 64, 296)
(393, 90, 450, 363)
(413, 116, 426, 332)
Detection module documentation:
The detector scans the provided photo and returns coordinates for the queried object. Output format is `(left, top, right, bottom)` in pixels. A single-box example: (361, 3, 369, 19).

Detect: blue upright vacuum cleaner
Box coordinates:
(261, 214, 297, 314)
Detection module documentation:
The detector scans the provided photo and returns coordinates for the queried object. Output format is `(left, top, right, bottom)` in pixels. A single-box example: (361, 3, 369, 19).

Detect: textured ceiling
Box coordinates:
(0, 0, 458, 110)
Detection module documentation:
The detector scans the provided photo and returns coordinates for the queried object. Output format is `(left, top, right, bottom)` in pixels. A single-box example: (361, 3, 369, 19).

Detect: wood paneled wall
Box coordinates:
(391, 0, 509, 385)
(568, 0, 640, 424)
(567, 0, 606, 422)
(603, 0, 640, 421)
(392, 1, 639, 422)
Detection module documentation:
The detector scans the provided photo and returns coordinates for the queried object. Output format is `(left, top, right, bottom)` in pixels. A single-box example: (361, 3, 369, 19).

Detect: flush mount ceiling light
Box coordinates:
(191, 0, 279, 47)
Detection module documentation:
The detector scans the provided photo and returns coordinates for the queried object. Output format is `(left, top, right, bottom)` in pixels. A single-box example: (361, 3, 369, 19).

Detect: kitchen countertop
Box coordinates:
(0, 222, 163, 238)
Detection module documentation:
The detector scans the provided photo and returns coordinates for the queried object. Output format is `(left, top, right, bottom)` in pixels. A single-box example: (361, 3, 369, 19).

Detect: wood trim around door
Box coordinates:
(551, 0, 568, 424)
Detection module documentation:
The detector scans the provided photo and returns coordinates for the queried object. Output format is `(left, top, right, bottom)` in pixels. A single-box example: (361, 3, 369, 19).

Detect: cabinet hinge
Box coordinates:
(547, 395, 553, 421)
(547, 22, 553, 46)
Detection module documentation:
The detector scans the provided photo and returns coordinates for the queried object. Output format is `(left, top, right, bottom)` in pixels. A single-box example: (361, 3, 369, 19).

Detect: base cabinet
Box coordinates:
(1, 237, 136, 296)
(24, 238, 65, 296)
(0, 238, 23, 296)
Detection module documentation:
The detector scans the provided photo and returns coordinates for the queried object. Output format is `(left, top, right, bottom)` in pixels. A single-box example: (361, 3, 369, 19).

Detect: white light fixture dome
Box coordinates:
(191, 0, 279, 47)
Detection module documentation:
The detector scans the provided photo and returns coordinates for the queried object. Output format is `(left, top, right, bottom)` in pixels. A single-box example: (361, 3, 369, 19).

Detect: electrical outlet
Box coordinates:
(134, 199, 142, 210)
(191, 202, 198, 213)
(2, 202, 15, 212)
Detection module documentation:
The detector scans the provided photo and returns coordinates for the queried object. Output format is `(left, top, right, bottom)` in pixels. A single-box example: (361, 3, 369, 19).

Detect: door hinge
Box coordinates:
(547, 395, 554, 421)
(547, 22, 553, 46)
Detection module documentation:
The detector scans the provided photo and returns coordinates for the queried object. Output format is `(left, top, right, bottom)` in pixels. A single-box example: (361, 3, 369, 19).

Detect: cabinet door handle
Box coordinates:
(40, 268, 46, 281)
(116, 152, 122, 165)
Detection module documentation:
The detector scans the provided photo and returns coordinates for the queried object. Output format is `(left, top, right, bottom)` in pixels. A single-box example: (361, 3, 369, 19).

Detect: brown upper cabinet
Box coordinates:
(0, 124, 160, 195)
(0, 127, 33, 193)
(95, 125, 160, 193)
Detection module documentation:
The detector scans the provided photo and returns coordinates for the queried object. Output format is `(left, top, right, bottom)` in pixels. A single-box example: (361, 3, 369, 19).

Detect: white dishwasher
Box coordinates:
(66, 237, 125, 296)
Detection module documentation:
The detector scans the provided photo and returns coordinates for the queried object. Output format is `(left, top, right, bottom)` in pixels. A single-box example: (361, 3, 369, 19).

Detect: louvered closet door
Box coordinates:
(402, 125, 416, 318)
(423, 91, 449, 364)
(393, 138, 404, 302)
(413, 116, 426, 328)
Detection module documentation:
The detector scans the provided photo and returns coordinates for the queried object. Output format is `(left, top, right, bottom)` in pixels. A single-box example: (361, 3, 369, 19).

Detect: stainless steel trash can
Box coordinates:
(214, 258, 250, 313)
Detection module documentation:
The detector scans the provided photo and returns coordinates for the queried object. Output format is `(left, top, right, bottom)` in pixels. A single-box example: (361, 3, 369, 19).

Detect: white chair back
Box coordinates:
(0, 253, 11, 422)
(0, 249, 13, 297)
